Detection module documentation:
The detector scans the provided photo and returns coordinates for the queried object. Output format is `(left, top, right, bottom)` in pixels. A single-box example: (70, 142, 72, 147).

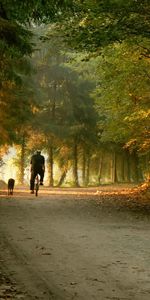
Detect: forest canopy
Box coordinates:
(0, 0, 150, 185)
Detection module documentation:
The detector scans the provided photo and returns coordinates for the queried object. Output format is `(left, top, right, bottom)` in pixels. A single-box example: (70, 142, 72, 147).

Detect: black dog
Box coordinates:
(8, 178, 15, 195)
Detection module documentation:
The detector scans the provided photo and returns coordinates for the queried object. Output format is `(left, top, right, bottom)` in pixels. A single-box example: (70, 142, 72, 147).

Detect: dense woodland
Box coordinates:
(0, 0, 150, 186)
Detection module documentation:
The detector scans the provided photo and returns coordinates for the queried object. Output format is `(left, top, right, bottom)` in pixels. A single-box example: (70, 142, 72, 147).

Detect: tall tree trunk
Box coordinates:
(57, 168, 68, 187)
(85, 151, 90, 186)
(98, 151, 103, 184)
(111, 151, 118, 183)
(126, 150, 131, 182)
(72, 141, 79, 187)
(132, 150, 141, 183)
(82, 148, 86, 186)
(120, 152, 125, 182)
(18, 136, 26, 185)
(47, 82, 56, 187)
(51, 83, 56, 118)
(48, 146, 54, 187)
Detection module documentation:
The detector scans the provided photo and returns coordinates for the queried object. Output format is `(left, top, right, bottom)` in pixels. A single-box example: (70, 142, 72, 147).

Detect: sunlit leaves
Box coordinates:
(62, 0, 150, 51)
(91, 39, 150, 153)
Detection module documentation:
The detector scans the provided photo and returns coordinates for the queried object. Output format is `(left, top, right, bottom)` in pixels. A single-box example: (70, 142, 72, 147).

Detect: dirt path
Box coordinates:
(0, 186, 150, 299)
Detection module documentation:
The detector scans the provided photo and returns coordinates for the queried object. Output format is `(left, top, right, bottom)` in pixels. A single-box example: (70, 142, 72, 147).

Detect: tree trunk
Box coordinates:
(98, 151, 103, 184)
(18, 136, 26, 185)
(132, 150, 140, 183)
(47, 83, 56, 187)
(111, 151, 118, 183)
(48, 146, 54, 187)
(72, 141, 79, 187)
(120, 152, 125, 182)
(85, 151, 90, 186)
(82, 148, 86, 186)
(57, 168, 68, 187)
(126, 150, 131, 182)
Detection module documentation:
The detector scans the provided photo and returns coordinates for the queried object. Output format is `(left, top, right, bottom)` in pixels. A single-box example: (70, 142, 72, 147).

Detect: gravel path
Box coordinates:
(0, 187, 150, 299)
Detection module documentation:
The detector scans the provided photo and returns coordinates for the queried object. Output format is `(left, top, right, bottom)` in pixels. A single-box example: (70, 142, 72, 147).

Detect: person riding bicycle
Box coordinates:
(30, 150, 45, 194)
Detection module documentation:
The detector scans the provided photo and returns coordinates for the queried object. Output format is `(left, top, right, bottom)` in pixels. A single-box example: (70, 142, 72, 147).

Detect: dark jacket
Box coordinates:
(31, 153, 45, 170)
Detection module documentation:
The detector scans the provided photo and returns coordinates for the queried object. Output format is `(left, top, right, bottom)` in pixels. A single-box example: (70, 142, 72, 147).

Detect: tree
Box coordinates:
(27, 25, 100, 187)
(0, 0, 74, 146)
(62, 0, 150, 51)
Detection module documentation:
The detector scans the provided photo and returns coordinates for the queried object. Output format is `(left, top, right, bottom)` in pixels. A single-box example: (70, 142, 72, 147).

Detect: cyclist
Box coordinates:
(30, 150, 45, 194)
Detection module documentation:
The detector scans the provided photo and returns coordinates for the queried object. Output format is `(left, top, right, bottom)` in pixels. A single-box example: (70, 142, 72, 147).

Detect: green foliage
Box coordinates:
(0, 18, 34, 145)
(0, 0, 73, 23)
(91, 39, 150, 153)
(31, 26, 98, 144)
(62, 0, 150, 51)
(0, 0, 74, 146)
(1, 0, 149, 183)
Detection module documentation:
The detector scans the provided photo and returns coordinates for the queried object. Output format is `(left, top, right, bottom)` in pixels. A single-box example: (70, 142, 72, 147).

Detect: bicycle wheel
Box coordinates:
(35, 175, 39, 196)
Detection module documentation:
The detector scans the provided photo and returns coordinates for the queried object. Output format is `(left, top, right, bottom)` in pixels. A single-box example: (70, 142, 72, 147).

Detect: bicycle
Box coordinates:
(34, 174, 40, 196)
